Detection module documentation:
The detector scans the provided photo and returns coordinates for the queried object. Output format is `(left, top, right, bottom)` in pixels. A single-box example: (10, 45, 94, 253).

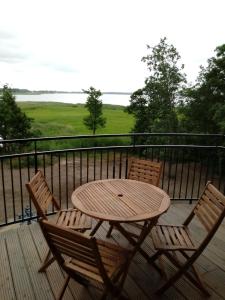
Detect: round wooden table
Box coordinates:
(72, 179, 170, 223)
(72, 179, 170, 265)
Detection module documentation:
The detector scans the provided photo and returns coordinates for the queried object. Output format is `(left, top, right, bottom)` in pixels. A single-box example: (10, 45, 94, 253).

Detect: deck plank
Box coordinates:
(5, 229, 36, 299)
(17, 225, 54, 300)
(0, 237, 16, 300)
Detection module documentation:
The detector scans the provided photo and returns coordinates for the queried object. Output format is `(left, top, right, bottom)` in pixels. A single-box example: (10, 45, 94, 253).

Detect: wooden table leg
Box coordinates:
(113, 221, 151, 255)
(90, 220, 103, 236)
(111, 219, 163, 274)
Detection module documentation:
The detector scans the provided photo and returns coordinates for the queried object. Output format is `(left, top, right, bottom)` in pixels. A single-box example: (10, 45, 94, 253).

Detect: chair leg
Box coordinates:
(117, 295, 129, 300)
(156, 253, 210, 297)
(180, 250, 210, 296)
(90, 220, 103, 236)
(38, 249, 55, 272)
(147, 250, 165, 275)
(106, 224, 114, 238)
(57, 275, 70, 300)
(149, 250, 162, 263)
(191, 265, 211, 297)
(100, 287, 108, 300)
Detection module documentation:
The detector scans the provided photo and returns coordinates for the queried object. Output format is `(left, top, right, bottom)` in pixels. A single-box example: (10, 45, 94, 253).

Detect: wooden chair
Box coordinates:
(150, 182, 225, 296)
(104, 158, 162, 238)
(127, 158, 162, 186)
(40, 219, 132, 300)
(25, 170, 92, 272)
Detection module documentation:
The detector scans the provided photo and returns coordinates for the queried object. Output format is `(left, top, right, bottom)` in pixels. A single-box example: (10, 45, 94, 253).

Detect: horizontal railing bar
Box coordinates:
(0, 212, 57, 227)
(0, 132, 224, 144)
(0, 144, 221, 159)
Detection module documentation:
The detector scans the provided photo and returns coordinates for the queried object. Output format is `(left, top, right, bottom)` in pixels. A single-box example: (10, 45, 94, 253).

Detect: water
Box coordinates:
(15, 93, 131, 106)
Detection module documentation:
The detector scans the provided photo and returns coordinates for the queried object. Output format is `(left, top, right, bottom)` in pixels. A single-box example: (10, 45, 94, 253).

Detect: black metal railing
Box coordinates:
(0, 133, 224, 227)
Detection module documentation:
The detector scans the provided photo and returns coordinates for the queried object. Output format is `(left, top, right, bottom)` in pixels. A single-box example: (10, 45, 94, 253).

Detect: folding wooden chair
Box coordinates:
(150, 181, 225, 296)
(40, 219, 132, 300)
(127, 158, 162, 186)
(25, 170, 92, 272)
(104, 158, 162, 238)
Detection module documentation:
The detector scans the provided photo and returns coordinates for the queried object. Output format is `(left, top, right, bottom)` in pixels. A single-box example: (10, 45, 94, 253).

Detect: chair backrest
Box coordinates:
(25, 170, 60, 219)
(39, 219, 109, 283)
(128, 158, 162, 186)
(184, 182, 225, 249)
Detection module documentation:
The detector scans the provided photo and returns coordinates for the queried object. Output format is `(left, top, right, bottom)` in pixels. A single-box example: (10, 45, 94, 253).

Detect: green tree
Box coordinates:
(180, 44, 225, 133)
(126, 37, 186, 134)
(83, 87, 106, 134)
(0, 85, 34, 139)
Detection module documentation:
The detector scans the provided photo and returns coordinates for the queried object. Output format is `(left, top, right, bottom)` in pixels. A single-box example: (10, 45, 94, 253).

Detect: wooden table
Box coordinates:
(72, 179, 170, 262)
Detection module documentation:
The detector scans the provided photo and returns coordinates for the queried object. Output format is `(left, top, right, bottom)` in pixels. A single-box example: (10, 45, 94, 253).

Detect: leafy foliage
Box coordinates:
(180, 44, 225, 133)
(126, 37, 186, 135)
(0, 85, 35, 139)
(83, 87, 106, 134)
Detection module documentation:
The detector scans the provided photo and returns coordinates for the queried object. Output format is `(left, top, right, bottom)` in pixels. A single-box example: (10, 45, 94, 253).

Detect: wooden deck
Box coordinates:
(0, 202, 225, 300)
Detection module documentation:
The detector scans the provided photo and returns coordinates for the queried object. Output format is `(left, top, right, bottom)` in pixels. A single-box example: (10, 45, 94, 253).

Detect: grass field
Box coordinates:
(18, 102, 134, 149)
(18, 102, 134, 136)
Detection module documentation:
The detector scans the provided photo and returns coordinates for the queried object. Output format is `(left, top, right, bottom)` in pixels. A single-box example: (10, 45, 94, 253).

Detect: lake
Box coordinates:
(15, 93, 131, 106)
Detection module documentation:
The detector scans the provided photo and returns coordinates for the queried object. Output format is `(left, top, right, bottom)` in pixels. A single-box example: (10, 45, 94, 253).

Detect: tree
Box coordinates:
(126, 37, 186, 134)
(83, 87, 106, 134)
(180, 44, 225, 133)
(0, 85, 34, 139)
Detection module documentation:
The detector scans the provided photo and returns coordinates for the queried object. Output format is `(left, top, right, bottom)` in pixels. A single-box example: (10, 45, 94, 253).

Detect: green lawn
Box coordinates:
(18, 102, 134, 137)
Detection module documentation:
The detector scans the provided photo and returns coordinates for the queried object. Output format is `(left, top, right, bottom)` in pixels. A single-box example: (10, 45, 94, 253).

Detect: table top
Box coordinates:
(72, 179, 170, 223)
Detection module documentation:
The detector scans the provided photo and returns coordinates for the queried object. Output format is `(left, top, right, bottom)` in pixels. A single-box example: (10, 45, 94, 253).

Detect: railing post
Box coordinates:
(34, 141, 38, 173)
(131, 133, 136, 158)
(132, 133, 136, 148)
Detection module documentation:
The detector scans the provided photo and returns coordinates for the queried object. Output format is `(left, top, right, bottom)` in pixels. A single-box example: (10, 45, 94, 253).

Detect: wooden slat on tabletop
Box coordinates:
(85, 183, 135, 217)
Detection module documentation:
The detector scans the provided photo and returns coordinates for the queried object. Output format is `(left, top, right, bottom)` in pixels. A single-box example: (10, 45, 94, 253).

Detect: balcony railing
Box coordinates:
(0, 133, 224, 227)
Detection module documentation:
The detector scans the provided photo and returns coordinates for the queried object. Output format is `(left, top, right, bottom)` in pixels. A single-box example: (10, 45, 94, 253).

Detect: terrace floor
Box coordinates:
(0, 202, 225, 300)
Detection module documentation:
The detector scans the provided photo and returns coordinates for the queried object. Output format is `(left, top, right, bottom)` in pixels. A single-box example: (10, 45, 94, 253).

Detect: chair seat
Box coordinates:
(64, 240, 130, 283)
(54, 208, 92, 230)
(151, 224, 197, 251)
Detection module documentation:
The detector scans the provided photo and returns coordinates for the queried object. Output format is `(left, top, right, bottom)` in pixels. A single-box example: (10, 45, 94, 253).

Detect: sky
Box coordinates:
(0, 0, 225, 92)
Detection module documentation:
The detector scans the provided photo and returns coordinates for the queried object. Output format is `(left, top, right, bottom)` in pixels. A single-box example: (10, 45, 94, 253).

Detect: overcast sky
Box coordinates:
(0, 0, 224, 92)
